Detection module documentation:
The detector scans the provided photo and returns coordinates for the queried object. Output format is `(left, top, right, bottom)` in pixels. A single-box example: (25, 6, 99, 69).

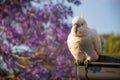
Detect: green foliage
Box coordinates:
(100, 33, 120, 56)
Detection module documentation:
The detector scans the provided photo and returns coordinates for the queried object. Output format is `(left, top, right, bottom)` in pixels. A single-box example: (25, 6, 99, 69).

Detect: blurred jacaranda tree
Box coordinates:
(0, 0, 81, 79)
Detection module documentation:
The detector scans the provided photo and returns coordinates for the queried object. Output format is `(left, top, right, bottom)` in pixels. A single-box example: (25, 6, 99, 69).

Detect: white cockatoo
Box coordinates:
(67, 16, 102, 64)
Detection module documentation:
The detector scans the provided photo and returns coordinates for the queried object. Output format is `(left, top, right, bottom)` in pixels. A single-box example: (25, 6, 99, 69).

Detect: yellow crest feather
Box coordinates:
(81, 12, 84, 19)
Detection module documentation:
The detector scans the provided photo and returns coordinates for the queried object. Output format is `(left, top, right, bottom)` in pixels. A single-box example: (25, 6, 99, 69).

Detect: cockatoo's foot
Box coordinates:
(84, 52, 91, 68)
(74, 60, 84, 66)
(74, 60, 80, 65)
(84, 60, 90, 68)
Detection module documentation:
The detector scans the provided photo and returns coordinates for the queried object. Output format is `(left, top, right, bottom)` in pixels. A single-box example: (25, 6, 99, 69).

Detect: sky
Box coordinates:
(71, 0, 120, 34)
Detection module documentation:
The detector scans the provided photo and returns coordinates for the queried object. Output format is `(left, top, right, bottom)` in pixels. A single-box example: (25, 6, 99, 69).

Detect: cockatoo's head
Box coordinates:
(71, 16, 88, 37)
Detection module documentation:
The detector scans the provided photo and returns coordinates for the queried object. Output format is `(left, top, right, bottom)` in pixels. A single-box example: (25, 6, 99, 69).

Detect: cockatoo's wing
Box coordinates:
(91, 29, 102, 55)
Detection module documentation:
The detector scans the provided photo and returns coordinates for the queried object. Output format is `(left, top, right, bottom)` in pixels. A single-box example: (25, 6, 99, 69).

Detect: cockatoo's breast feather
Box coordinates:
(67, 33, 82, 60)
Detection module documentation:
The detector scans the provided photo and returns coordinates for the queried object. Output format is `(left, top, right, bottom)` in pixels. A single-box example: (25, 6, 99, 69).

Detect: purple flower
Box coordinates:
(1, 44, 11, 54)
(0, 0, 81, 79)
(74, 0, 81, 5)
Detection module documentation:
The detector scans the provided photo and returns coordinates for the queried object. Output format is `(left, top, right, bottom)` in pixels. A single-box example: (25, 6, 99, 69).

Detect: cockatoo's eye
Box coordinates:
(81, 23, 83, 26)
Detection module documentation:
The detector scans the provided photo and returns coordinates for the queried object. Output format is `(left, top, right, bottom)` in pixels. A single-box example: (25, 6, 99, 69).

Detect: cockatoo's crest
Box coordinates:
(81, 12, 84, 19)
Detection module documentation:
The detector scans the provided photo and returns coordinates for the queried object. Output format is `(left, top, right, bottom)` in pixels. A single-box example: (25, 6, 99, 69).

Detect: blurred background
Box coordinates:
(0, 0, 120, 80)
(72, 0, 120, 34)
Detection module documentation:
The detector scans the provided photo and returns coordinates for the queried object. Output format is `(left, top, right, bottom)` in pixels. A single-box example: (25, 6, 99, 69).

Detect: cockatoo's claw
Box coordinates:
(84, 60, 90, 68)
(74, 60, 85, 66)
